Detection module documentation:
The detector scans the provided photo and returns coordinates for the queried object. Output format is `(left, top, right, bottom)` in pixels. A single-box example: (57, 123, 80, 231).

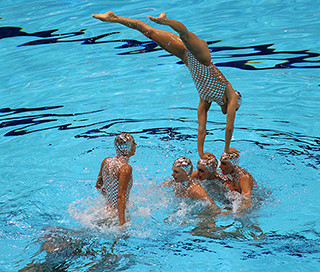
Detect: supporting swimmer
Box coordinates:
(170, 156, 219, 210)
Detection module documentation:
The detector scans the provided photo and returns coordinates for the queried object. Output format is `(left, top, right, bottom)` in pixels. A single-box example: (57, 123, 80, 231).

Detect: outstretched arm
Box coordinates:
(224, 89, 238, 153)
(197, 98, 211, 157)
(149, 13, 211, 64)
(118, 164, 132, 225)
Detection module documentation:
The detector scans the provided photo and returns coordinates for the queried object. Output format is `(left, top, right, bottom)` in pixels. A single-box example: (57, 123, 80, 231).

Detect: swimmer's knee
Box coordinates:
(141, 26, 155, 38)
(180, 32, 191, 43)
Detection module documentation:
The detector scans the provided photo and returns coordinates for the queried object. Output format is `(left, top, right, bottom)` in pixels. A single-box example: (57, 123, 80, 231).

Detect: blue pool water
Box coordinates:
(1, 0, 320, 271)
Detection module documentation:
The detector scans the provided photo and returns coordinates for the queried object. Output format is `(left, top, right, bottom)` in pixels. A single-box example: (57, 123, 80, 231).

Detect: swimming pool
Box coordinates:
(1, 0, 320, 271)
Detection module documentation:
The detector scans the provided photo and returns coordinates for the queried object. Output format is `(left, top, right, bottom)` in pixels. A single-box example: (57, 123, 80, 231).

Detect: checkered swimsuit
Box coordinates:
(101, 156, 133, 209)
(187, 51, 228, 106)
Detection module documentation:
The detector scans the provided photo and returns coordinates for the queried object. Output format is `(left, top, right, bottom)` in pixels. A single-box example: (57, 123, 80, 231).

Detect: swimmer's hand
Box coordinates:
(148, 12, 168, 25)
(162, 179, 174, 187)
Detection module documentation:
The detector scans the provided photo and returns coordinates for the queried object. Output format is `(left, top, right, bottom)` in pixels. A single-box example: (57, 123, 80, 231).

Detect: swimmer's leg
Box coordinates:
(92, 11, 187, 62)
(149, 13, 212, 65)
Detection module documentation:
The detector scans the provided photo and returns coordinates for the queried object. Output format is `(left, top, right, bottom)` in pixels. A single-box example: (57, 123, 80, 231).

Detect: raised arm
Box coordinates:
(117, 164, 132, 225)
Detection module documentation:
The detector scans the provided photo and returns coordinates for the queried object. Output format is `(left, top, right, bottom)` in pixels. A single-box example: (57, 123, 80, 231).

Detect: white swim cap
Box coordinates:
(114, 133, 134, 156)
(197, 156, 218, 174)
(220, 152, 240, 167)
(172, 157, 193, 176)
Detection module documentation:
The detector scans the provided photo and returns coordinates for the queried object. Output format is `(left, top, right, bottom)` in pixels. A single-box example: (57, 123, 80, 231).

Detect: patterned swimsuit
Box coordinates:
(186, 51, 229, 106)
(101, 156, 133, 209)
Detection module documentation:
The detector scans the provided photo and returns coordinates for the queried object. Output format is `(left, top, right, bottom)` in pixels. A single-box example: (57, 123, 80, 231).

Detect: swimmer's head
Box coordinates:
(235, 91, 242, 111)
(114, 132, 136, 156)
(219, 152, 240, 174)
(197, 154, 218, 180)
(172, 156, 193, 175)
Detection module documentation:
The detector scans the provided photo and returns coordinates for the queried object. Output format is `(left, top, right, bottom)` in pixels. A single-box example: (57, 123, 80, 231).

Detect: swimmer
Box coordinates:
(96, 133, 137, 225)
(165, 156, 219, 211)
(191, 152, 226, 182)
(219, 151, 257, 210)
(92, 11, 242, 156)
(191, 152, 231, 203)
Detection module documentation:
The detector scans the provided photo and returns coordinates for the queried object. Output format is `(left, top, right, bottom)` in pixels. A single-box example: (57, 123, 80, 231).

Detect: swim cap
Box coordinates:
(235, 91, 242, 110)
(172, 157, 193, 176)
(114, 133, 134, 156)
(220, 152, 240, 167)
(197, 156, 218, 174)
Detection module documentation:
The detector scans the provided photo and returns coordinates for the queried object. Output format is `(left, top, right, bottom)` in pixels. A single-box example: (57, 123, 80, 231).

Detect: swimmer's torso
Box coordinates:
(186, 51, 230, 105)
(100, 155, 133, 209)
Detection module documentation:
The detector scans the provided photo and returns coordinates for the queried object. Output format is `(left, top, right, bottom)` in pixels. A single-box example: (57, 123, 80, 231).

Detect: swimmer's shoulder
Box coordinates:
(119, 163, 132, 176)
(100, 157, 112, 167)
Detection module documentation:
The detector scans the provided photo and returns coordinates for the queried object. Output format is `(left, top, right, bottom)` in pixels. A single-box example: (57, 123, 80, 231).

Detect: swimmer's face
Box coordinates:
(128, 137, 137, 156)
(219, 160, 234, 175)
(172, 167, 188, 182)
(197, 165, 210, 180)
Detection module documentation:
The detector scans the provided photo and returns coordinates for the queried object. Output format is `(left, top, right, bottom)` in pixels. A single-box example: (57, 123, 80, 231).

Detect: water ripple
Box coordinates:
(0, 105, 319, 168)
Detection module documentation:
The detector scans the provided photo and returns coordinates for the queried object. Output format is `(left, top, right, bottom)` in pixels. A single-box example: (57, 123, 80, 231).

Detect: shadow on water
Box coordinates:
(1, 26, 320, 70)
(18, 226, 135, 272)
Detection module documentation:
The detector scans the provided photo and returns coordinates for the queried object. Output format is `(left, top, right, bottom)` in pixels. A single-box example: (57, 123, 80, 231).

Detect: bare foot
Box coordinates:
(148, 12, 167, 25)
(92, 11, 117, 22)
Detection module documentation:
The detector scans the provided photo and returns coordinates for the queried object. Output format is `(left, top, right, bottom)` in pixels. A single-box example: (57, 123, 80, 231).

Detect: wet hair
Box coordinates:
(220, 152, 240, 167)
(197, 156, 218, 174)
(172, 156, 193, 176)
(114, 133, 134, 156)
